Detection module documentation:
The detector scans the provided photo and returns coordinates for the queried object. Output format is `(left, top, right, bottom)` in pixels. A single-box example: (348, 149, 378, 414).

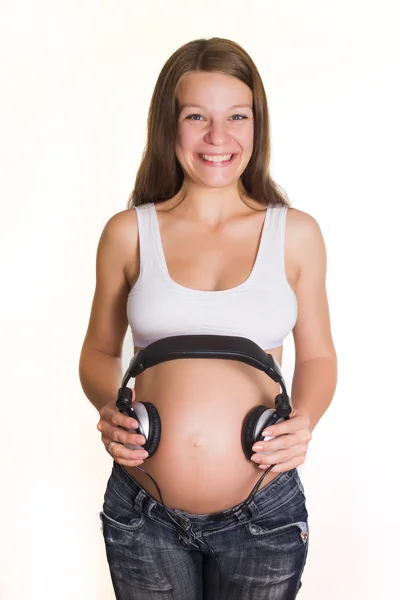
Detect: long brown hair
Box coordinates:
(127, 38, 289, 208)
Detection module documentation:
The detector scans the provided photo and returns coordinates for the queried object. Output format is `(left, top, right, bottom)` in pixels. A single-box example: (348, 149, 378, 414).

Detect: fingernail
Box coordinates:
(262, 429, 272, 437)
(251, 455, 262, 463)
(252, 444, 263, 452)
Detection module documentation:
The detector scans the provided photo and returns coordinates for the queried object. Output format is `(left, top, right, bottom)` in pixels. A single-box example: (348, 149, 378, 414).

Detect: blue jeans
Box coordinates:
(100, 462, 309, 599)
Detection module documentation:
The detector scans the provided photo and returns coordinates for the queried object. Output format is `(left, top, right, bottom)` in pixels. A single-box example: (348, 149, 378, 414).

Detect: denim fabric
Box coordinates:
(100, 462, 309, 599)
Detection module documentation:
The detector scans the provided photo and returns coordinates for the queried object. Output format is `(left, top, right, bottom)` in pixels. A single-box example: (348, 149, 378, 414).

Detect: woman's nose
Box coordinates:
(204, 121, 230, 146)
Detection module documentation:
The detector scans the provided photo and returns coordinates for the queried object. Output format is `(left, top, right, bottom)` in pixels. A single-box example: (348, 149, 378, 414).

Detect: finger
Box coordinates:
(98, 407, 139, 432)
(101, 422, 146, 447)
(109, 407, 140, 430)
(104, 437, 149, 462)
(115, 430, 147, 447)
(262, 415, 309, 438)
(252, 444, 307, 466)
(252, 434, 294, 453)
(253, 429, 311, 453)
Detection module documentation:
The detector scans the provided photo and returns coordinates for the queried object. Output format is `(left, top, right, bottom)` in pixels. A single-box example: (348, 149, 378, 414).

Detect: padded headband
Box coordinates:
(117, 334, 292, 419)
(122, 334, 286, 389)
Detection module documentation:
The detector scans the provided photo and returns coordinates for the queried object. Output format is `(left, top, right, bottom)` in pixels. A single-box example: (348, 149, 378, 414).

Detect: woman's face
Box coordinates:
(175, 71, 254, 190)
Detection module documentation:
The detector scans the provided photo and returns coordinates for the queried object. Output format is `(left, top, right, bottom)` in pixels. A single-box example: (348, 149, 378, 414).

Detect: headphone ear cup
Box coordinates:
(242, 405, 277, 460)
(140, 402, 161, 458)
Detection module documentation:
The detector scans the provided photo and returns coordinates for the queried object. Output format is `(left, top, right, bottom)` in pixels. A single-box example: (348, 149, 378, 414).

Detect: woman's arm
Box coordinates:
(250, 209, 337, 471)
(79, 210, 139, 413)
(290, 209, 338, 431)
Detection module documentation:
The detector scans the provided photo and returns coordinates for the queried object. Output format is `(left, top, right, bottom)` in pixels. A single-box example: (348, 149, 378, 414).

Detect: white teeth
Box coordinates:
(199, 154, 233, 163)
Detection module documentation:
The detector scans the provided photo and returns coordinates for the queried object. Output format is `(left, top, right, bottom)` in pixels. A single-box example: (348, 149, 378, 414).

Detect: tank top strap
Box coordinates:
(251, 205, 289, 281)
(134, 202, 164, 277)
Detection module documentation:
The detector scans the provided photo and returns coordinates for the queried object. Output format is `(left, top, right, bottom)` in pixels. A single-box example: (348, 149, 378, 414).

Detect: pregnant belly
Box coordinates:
(124, 358, 281, 514)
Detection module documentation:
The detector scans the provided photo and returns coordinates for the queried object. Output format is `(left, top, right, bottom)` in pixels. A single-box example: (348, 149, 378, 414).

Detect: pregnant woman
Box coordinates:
(79, 37, 337, 600)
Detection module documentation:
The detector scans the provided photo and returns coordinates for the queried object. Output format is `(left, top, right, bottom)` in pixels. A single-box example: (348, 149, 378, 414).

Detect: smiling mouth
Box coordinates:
(197, 153, 236, 164)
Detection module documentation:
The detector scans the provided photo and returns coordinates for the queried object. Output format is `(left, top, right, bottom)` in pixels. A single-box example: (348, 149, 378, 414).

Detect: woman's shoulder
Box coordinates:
(102, 207, 139, 236)
(285, 206, 326, 263)
(286, 206, 323, 241)
(98, 208, 139, 262)
(286, 205, 319, 226)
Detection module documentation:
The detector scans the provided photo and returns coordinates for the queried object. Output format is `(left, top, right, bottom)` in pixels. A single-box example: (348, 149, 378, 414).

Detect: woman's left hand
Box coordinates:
(250, 409, 312, 472)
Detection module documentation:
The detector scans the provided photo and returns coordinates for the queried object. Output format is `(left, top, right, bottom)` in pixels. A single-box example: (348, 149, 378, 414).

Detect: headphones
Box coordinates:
(116, 334, 292, 459)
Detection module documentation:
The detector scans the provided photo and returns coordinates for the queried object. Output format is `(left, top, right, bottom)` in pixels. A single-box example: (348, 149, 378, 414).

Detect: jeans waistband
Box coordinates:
(111, 461, 300, 528)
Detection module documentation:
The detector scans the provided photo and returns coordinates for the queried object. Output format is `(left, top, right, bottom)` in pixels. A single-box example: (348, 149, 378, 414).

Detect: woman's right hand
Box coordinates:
(97, 391, 149, 466)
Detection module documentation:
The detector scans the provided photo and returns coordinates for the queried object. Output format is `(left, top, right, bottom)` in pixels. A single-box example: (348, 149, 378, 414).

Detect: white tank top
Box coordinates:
(127, 202, 297, 350)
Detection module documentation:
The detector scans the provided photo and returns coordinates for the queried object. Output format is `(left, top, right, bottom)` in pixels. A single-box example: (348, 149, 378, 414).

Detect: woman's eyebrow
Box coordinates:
(180, 103, 253, 110)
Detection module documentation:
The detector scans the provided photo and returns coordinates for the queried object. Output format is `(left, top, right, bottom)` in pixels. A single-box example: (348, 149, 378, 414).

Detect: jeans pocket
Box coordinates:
(101, 468, 145, 541)
(246, 474, 309, 553)
(100, 509, 144, 535)
(100, 511, 173, 592)
(247, 519, 309, 549)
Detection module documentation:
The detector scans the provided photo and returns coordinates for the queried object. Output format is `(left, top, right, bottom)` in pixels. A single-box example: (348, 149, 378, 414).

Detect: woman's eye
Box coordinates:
(185, 114, 248, 121)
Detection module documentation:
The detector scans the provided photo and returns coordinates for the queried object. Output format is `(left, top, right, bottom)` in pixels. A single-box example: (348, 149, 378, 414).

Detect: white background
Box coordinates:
(1, 1, 399, 598)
